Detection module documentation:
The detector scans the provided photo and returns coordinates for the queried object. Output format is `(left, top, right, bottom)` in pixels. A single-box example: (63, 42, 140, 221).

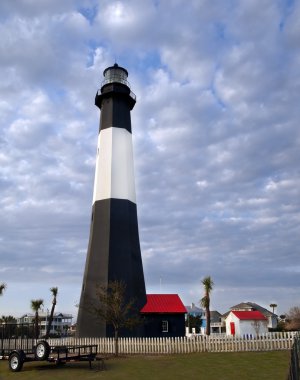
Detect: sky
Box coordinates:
(0, 0, 299, 320)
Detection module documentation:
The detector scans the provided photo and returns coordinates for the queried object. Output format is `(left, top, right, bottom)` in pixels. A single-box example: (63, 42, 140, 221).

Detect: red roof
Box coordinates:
(231, 311, 267, 321)
(140, 294, 187, 314)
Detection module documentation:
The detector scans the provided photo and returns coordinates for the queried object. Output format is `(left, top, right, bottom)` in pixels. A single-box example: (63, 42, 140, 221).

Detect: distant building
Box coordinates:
(185, 304, 224, 335)
(225, 310, 268, 337)
(17, 312, 73, 337)
(69, 323, 77, 336)
(185, 303, 203, 317)
(141, 294, 187, 337)
(201, 310, 224, 334)
(223, 302, 278, 330)
(185, 303, 203, 334)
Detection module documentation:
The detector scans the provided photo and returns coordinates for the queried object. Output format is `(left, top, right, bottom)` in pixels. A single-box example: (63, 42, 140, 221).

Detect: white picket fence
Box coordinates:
(47, 332, 296, 355)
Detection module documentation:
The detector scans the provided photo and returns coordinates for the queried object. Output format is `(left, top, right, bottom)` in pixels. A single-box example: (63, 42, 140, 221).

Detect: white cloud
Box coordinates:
(0, 0, 299, 318)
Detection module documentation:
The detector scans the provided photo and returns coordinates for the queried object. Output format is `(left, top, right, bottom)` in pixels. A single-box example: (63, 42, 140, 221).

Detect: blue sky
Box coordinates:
(0, 0, 299, 320)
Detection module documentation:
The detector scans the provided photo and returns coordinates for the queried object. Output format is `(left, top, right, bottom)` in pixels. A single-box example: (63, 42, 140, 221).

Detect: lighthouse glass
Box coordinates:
(104, 68, 128, 85)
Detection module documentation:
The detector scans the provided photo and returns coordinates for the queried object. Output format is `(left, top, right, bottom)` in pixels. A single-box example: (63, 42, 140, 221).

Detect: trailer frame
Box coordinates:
(0, 323, 101, 372)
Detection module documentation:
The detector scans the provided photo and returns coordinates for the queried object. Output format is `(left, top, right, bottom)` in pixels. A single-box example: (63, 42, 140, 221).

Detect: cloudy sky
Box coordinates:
(0, 0, 299, 319)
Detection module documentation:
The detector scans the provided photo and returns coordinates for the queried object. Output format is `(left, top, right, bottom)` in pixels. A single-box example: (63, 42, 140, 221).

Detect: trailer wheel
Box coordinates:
(9, 352, 24, 372)
(35, 340, 50, 361)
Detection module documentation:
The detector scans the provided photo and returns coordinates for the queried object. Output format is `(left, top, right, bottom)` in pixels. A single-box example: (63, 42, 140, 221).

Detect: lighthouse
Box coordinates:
(76, 64, 147, 337)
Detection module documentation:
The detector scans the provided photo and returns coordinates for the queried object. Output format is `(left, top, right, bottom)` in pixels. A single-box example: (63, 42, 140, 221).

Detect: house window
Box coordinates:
(162, 320, 168, 333)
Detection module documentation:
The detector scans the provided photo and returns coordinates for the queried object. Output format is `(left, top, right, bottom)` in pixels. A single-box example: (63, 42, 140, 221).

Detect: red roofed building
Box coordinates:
(225, 310, 268, 337)
(223, 302, 278, 330)
(140, 294, 187, 337)
(231, 311, 268, 320)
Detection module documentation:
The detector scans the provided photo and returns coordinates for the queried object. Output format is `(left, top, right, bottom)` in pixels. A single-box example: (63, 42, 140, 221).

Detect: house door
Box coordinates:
(230, 322, 235, 336)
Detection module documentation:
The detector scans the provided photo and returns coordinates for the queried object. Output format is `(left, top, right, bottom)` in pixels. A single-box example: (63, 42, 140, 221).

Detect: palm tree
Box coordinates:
(0, 315, 16, 323)
(270, 303, 277, 314)
(200, 276, 214, 336)
(46, 287, 58, 338)
(0, 283, 6, 296)
(31, 299, 44, 339)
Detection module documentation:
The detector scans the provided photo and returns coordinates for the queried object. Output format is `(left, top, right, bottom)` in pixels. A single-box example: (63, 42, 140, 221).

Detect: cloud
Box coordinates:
(0, 0, 299, 317)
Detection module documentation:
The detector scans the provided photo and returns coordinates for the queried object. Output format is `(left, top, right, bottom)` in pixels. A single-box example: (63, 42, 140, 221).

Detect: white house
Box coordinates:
(17, 312, 73, 336)
(225, 310, 268, 337)
(226, 302, 278, 330)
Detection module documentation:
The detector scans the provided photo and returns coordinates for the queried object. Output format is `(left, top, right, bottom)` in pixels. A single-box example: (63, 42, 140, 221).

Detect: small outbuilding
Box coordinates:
(225, 310, 268, 337)
(224, 302, 278, 330)
(141, 294, 187, 337)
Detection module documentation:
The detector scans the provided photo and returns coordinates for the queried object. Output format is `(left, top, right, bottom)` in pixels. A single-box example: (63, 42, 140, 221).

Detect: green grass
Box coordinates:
(0, 351, 290, 380)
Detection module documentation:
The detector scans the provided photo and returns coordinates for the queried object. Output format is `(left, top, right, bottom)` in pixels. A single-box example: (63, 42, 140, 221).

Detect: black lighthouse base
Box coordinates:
(77, 198, 146, 337)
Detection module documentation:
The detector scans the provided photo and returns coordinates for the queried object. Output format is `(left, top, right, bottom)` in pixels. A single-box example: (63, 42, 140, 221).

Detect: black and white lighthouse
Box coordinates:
(76, 64, 147, 337)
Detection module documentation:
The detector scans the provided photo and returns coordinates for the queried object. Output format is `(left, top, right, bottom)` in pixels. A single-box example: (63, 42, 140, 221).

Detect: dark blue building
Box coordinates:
(141, 294, 187, 338)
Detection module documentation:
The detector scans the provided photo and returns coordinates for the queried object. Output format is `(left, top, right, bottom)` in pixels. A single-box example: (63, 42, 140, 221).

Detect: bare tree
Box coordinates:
(285, 306, 300, 331)
(200, 276, 214, 336)
(46, 287, 58, 338)
(251, 320, 267, 336)
(251, 320, 260, 336)
(87, 280, 140, 356)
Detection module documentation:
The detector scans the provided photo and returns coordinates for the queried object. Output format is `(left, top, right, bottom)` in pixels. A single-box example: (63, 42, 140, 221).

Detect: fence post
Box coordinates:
(287, 334, 299, 380)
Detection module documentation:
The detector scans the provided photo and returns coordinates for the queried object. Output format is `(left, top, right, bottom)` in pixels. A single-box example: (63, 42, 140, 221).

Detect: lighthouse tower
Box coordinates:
(77, 64, 146, 337)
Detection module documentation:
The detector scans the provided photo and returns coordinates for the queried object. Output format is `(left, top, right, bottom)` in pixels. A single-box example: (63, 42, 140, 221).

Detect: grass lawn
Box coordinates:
(0, 351, 290, 380)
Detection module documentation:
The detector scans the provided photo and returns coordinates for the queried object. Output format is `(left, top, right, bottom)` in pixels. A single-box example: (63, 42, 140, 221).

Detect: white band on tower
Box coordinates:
(92, 127, 137, 204)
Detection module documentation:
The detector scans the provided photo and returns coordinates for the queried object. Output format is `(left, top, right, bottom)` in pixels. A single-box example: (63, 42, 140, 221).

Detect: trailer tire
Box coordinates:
(35, 340, 50, 361)
(9, 351, 24, 372)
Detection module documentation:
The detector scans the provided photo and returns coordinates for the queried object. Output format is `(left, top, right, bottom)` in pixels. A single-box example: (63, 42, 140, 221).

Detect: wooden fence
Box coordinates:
(47, 332, 296, 355)
(287, 333, 300, 380)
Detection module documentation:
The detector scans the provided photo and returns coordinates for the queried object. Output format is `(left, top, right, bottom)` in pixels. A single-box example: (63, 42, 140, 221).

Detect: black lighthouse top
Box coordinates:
(96, 63, 136, 111)
(102, 63, 129, 87)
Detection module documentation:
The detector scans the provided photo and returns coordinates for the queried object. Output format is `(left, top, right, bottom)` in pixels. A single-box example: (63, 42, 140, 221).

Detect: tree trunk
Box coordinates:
(114, 328, 119, 357)
(46, 301, 56, 339)
(35, 311, 39, 339)
(206, 308, 211, 336)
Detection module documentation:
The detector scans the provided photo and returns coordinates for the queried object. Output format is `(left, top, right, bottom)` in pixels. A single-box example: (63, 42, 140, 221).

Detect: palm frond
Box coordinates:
(201, 276, 214, 292)
(50, 287, 58, 297)
(0, 283, 7, 295)
(30, 299, 44, 312)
